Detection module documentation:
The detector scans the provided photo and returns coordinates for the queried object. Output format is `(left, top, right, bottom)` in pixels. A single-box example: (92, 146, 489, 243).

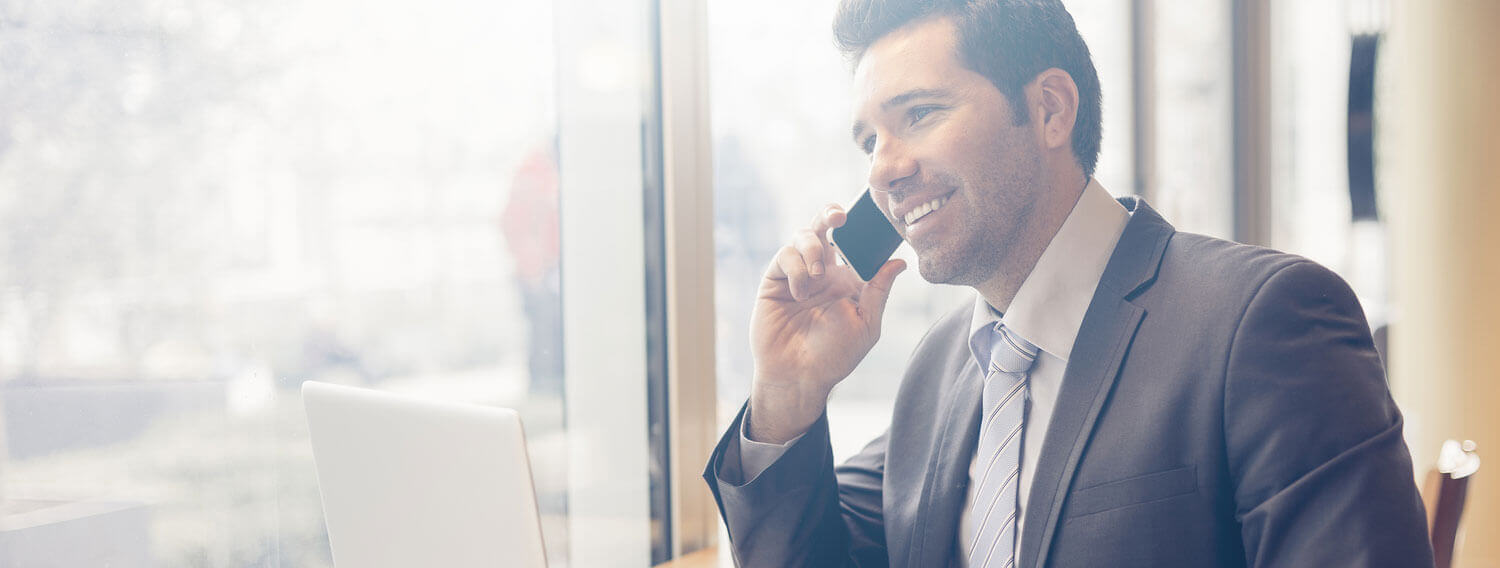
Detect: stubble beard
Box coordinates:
(914, 198, 1033, 288)
(912, 166, 1042, 290)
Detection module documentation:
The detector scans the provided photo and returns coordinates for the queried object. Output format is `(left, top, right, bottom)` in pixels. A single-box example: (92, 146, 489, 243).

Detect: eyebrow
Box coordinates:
(850, 88, 955, 144)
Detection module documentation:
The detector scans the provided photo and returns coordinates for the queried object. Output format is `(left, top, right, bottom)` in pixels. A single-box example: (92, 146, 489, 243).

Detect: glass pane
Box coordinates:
(1268, 0, 1389, 324)
(0, 0, 596, 565)
(1154, 0, 1236, 239)
(552, 0, 659, 564)
(1065, 0, 1136, 197)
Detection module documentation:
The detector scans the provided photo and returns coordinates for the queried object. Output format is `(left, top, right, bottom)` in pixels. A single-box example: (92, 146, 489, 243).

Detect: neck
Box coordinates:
(974, 169, 1089, 312)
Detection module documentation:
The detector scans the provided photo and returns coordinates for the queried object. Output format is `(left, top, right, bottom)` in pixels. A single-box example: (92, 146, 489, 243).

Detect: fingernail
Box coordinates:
(811, 261, 824, 276)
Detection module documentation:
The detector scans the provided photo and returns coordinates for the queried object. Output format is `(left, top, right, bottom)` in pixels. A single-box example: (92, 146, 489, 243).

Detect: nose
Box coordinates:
(867, 136, 918, 195)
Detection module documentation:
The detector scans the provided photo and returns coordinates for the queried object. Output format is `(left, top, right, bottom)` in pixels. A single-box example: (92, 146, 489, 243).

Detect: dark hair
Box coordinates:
(833, 0, 1102, 178)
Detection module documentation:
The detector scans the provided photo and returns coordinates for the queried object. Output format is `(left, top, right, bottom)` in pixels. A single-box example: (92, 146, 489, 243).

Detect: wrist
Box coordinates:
(747, 378, 830, 444)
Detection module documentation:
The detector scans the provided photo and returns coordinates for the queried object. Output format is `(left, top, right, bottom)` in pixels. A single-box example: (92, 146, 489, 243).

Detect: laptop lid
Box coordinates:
(302, 381, 547, 568)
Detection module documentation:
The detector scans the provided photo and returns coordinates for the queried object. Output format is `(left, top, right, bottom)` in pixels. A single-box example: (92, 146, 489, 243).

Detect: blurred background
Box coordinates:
(0, 0, 1495, 566)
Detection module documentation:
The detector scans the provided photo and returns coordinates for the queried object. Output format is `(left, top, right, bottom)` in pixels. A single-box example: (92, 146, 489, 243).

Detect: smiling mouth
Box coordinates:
(903, 195, 951, 226)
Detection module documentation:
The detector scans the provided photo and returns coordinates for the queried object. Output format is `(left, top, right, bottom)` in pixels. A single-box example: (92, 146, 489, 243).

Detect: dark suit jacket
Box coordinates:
(703, 198, 1434, 567)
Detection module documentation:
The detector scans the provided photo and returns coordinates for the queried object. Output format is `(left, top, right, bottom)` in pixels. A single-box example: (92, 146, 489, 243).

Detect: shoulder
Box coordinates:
(1161, 232, 1311, 287)
(1151, 232, 1356, 314)
(1154, 233, 1379, 390)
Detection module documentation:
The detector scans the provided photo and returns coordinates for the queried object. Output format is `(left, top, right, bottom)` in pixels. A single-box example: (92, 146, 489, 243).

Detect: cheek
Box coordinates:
(872, 195, 900, 225)
(973, 126, 1038, 178)
(928, 119, 1000, 177)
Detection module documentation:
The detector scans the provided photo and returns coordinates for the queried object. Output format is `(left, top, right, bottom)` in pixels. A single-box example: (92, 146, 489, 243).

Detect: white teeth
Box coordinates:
(904, 196, 949, 226)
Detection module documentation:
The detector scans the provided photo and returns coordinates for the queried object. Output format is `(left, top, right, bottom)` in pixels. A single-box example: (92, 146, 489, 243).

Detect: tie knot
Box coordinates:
(989, 324, 1038, 375)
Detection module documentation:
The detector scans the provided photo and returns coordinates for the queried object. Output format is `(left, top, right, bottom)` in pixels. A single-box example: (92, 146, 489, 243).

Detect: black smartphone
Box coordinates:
(831, 189, 903, 281)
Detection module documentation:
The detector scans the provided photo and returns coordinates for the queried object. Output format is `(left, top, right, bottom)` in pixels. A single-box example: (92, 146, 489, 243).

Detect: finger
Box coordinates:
(811, 205, 846, 268)
(825, 207, 847, 230)
(811, 203, 847, 235)
(858, 259, 907, 330)
(811, 203, 839, 225)
(773, 245, 813, 300)
(821, 224, 841, 268)
(763, 246, 789, 280)
(792, 230, 827, 277)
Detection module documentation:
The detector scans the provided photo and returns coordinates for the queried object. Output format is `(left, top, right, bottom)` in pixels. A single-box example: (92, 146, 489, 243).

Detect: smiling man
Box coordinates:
(702, 1, 1434, 567)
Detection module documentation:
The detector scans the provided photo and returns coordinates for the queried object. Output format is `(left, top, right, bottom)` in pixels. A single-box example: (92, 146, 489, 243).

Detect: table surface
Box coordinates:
(652, 546, 723, 568)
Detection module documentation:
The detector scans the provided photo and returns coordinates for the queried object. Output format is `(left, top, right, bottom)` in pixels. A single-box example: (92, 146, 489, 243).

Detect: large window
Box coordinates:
(0, 1, 663, 566)
(0, 1, 1398, 564)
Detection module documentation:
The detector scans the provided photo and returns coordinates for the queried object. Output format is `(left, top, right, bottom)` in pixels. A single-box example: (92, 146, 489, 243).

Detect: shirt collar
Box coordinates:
(967, 178, 1130, 365)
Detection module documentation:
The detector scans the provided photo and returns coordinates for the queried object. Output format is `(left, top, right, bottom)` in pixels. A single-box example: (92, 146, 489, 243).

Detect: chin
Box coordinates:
(914, 253, 965, 286)
(913, 241, 993, 288)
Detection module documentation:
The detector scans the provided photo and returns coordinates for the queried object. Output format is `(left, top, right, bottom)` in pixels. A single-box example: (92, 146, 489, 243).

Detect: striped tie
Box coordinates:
(965, 323, 1039, 567)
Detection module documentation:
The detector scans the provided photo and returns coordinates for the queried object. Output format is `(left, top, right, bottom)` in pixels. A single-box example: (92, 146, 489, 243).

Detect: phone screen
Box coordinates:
(831, 189, 903, 281)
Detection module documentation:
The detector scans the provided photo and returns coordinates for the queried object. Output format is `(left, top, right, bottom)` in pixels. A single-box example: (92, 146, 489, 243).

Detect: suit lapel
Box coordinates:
(1016, 291, 1144, 567)
(1017, 198, 1174, 568)
(908, 356, 984, 568)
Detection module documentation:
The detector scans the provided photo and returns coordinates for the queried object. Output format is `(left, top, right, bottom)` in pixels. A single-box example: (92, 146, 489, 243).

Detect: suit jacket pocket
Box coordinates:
(1064, 464, 1198, 519)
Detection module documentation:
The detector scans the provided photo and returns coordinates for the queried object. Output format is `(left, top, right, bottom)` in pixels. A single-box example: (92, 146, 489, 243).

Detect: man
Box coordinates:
(702, 0, 1434, 567)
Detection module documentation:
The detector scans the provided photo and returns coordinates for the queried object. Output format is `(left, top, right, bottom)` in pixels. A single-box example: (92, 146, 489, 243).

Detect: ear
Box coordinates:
(1034, 68, 1080, 152)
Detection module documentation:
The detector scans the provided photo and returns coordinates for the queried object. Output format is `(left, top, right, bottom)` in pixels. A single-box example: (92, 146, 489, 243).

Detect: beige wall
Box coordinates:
(1387, 1, 1500, 565)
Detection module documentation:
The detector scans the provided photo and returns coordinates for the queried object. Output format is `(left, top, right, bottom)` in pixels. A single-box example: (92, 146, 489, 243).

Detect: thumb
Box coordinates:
(858, 258, 907, 328)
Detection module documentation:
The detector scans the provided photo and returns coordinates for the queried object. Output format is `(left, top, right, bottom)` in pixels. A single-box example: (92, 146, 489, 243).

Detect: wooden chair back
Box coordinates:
(1422, 440, 1479, 568)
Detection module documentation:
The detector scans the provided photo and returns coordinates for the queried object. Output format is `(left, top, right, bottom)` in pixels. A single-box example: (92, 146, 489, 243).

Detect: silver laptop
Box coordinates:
(302, 381, 548, 568)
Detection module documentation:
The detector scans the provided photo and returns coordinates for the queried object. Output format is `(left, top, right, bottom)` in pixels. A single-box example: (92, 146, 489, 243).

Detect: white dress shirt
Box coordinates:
(738, 179, 1130, 564)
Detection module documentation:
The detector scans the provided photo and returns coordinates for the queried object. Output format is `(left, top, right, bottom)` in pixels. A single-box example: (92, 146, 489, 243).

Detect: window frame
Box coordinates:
(656, 0, 721, 558)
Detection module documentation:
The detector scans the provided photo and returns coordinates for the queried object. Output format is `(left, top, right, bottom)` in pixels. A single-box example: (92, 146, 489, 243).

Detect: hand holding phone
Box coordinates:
(745, 190, 907, 444)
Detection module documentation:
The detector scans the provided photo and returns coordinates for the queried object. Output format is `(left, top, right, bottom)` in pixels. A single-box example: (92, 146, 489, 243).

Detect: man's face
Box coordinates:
(850, 17, 1048, 287)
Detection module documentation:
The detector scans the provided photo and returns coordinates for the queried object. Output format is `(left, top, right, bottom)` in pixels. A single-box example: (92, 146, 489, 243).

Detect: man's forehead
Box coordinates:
(850, 17, 965, 110)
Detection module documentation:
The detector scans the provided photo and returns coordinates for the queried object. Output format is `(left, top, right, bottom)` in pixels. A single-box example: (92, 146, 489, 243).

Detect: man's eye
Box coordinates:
(908, 105, 944, 126)
(862, 135, 876, 155)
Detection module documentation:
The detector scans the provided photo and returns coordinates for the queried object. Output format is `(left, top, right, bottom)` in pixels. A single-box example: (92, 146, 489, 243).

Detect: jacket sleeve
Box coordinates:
(1224, 260, 1435, 567)
(738, 408, 804, 479)
(703, 403, 890, 567)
